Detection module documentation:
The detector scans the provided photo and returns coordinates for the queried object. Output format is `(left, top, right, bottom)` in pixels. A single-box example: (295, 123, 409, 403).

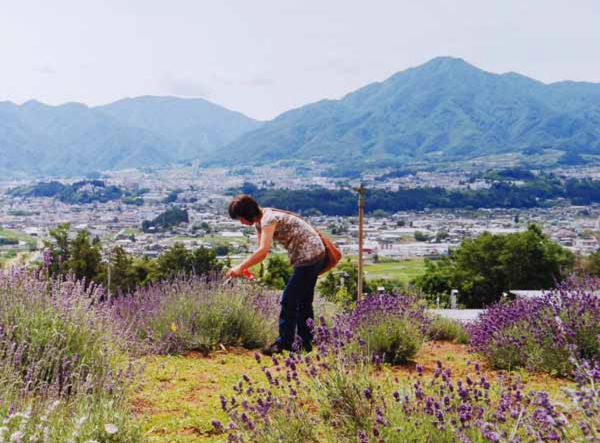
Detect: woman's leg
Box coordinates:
(276, 258, 326, 351)
(277, 266, 304, 348)
(297, 258, 326, 348)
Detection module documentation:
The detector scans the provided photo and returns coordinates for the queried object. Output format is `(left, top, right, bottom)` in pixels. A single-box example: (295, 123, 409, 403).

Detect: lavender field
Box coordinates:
(1, 266, 599, 442)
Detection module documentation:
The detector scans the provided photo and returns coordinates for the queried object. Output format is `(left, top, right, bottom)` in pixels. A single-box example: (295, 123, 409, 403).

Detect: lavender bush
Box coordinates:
(563, 359, 600, 439)
(468, 279, 600, 375)
(111, 276, 279, 355)
(333, 294, 430, 364)
(216, 315, 596, 443)
(0, 267, 141, 442)
(427, 315, 470, 344)
(0, 270, 130, 397)
(0, 399, 141, 443)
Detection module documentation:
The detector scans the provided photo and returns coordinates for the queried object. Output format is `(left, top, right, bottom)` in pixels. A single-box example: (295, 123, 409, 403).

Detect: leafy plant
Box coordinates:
(427, 316, 469, 343)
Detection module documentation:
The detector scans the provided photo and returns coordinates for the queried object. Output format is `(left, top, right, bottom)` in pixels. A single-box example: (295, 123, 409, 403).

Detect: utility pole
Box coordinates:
(103, 248, 112, 303)
(353, 183, 366, 300)
(107, 260, 111, 302)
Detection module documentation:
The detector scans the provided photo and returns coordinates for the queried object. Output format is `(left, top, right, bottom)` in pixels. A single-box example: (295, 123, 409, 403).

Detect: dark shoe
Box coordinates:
(262, 341, 288, 356)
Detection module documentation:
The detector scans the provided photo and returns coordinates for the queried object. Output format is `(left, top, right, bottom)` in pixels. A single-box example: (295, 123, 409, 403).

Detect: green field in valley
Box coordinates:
(0, 228, 37, 248)
(364, 258, 426, 285)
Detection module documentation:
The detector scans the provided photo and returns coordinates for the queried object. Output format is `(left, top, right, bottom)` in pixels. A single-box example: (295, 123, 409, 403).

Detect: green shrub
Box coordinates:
(114, 277, 278, 354)
(356, 317, 422, 364)
(335, 294, 429, 365)
(252, 405, 321, 443)
(426, 316, 469, 343)
(315, 366, 375, 439)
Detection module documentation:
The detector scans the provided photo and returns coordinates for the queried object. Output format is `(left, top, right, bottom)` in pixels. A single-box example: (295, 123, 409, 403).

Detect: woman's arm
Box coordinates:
(226, 223, 276, 277)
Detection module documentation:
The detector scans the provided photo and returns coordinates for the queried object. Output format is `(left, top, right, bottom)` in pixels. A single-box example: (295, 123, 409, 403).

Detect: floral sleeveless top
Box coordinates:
(257, 208, 325, 267)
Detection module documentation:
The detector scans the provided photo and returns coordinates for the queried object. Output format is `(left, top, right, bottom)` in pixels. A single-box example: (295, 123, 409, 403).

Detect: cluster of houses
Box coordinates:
(1, 164, 600, 267)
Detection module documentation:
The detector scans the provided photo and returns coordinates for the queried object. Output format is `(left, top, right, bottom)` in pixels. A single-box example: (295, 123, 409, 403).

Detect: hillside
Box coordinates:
(212, 57, 600, 167)
(0, 96, 260, 177)
(98, 96, 261, 160)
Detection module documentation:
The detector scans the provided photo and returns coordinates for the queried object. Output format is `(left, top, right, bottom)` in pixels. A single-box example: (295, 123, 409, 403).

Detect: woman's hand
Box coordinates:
(226, 266, 244, 279)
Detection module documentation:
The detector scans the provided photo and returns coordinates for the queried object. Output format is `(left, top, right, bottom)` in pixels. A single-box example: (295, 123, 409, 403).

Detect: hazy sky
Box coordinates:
(2, 0, 599, 120)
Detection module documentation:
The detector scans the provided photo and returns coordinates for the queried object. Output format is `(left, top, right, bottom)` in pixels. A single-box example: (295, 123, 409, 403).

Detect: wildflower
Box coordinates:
(211, 419, 225, 433)
(10, 431, 23, 442)
(104, 423, 118, 434)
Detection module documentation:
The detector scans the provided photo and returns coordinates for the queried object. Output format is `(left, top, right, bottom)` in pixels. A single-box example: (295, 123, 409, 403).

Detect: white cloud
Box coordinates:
(161, 75, 211, 98)
(33, 65, 56, 75)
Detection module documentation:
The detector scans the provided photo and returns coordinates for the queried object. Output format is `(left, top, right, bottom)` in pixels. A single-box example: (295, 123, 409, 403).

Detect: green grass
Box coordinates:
(133, 351, 264, 442)
(364, 258, 426, 286)
(203, 234, 249, 244)
(133, 343, 572, 442)
(121, 227, 142, 236)
(0, 228, 37, 248)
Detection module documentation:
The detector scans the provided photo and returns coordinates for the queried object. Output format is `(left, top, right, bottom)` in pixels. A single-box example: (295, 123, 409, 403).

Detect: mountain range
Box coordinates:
(2, 56, 600, 177)
(0, 96, 260, 177)
(214, 57, 600, 168)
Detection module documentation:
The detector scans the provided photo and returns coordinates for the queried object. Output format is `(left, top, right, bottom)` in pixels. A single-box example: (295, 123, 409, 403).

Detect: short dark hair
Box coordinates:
(228, 194, 262, 222)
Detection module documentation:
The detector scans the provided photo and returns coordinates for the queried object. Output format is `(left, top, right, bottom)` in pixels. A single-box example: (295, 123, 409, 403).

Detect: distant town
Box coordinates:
(1, 163, 600, 278)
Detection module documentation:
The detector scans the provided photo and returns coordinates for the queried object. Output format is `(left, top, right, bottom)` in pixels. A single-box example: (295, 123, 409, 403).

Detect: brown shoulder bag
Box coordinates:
(316, 230, 342, 275)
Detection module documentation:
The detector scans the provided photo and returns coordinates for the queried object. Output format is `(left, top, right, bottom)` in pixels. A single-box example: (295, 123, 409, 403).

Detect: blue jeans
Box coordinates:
(277, 257, 325, 348)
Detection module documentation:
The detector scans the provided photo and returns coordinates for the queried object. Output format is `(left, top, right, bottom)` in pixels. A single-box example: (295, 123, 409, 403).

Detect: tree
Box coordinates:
(412, 257, 456, 300)
(435, 230, 449, 242)
(413, 224, 574, 308)
(500, 224, 573, 290)
(157, 243, 192, 278)
(157, 243, 222, 279)
(585, 249, 600, 276)
(262, 255, 292, 289)
(414, 231, 431, 242)
(213, 243, 230, 256)
(96, 246, 139, 295)
(45, 223, 71, 275)
(142, 207, 189, 232)
(65, 230, 102, 283)
(130, 257, 160, 286)
(318, 259, 361, 302)
(163, 190, 180, 203)
(364, 278, 403, 295)
(191, 247, 222, 275)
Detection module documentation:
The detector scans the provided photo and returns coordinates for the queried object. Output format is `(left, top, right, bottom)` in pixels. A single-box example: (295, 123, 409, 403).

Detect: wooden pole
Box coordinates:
(107, 253, 111, 303)
(353, 183, 366, 300)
